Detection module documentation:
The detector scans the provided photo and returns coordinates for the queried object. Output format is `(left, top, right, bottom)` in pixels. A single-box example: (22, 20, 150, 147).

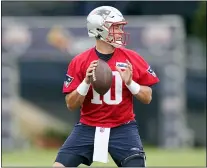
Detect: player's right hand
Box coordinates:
(84, 60, 98, 84)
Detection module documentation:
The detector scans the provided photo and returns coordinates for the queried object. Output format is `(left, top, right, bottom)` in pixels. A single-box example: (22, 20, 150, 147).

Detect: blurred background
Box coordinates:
(1, 1, 206, 167)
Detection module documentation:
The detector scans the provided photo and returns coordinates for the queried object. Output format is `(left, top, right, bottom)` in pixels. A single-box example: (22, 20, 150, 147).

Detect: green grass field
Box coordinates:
(2, 147, 206, 167)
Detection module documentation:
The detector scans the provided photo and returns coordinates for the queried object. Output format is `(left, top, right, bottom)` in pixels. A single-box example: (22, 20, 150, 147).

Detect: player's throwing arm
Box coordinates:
(116, 60, 152, 104)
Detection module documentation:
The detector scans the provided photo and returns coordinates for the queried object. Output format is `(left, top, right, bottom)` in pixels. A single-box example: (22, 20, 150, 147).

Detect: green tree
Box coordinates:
(192, 2, 206, 44)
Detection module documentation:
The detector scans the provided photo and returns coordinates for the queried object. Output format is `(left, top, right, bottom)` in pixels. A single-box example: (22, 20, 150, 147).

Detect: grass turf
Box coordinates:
(2, 147, 206, 167)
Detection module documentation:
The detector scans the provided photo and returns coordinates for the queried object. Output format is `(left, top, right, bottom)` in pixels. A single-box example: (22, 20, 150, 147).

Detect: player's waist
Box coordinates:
(79, 116, 135, 128)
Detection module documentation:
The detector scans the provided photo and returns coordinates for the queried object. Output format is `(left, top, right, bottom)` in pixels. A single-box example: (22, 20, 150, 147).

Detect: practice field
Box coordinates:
(2, 147, 206, 167)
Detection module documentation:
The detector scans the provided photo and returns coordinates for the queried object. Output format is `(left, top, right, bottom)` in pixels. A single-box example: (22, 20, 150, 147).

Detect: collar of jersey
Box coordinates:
(94, 47, 114, 62)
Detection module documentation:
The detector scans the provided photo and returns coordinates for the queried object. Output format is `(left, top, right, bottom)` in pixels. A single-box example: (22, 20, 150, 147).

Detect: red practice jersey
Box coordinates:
(63, 47, 160, 128)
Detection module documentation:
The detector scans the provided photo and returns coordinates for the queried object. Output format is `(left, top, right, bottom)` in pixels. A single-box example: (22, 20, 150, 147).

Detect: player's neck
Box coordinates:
(96, 40, 115, 54)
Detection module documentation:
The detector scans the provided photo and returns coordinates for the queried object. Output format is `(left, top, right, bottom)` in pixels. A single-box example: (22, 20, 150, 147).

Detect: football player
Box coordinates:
(53, 6, 160, 167)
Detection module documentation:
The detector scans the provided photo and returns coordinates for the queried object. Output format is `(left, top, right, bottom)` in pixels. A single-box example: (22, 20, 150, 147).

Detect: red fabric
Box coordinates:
(63, 47, 159, 128)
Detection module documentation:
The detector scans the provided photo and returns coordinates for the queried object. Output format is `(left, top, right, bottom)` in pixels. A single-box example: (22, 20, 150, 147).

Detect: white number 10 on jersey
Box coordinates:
(91, 71, 123, 105)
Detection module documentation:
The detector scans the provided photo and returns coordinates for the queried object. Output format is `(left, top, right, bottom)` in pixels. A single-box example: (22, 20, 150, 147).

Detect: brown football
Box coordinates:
(91, 59, 112, 95)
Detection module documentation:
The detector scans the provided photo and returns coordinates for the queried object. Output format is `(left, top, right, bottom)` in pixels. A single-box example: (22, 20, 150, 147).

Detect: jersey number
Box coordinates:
(91, 71, 122, 105)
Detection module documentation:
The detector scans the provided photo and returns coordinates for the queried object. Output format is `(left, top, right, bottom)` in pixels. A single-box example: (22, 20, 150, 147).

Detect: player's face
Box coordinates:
(109, 24, 124, 41)
(107, 23, 129, 46)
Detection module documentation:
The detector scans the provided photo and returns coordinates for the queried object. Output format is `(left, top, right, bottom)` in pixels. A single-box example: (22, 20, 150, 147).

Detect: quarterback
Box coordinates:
(53, 6, 160, 167)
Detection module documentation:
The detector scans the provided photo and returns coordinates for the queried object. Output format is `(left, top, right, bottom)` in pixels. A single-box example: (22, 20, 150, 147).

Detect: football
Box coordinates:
(91, 59, 112, 95)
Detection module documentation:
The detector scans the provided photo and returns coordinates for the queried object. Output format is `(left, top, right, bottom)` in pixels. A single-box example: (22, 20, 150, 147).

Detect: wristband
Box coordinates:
(126, 80, 141, 95)
(76, 80, 90, 96)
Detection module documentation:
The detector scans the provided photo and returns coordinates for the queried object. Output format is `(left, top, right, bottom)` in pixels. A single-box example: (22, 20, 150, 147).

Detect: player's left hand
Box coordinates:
(116, 60, 132, 85)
